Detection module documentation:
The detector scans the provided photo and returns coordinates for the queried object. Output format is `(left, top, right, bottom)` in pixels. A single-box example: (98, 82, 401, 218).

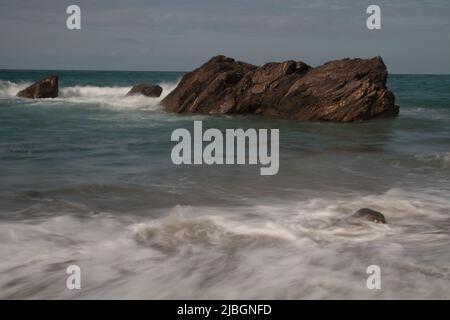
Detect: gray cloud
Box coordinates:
(0, 0, 449, 73)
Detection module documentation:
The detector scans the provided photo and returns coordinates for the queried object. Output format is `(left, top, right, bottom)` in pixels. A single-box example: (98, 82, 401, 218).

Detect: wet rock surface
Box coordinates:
(352, 208, 386, 224)
(127, 84, 162, 97)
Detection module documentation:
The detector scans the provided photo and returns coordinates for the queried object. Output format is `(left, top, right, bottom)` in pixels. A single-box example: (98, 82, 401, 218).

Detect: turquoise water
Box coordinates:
(0, 71, 449, 299)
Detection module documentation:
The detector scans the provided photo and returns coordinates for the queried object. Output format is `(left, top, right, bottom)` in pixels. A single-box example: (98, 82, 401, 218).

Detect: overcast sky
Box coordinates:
(0, 0, 449, 73)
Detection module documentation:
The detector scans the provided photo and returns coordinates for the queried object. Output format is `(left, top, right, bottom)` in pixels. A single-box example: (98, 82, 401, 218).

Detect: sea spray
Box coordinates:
(0, 79, 180, 110)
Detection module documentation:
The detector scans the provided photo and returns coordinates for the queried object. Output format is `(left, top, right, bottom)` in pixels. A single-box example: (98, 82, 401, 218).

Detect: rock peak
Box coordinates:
(17, 75, 59, 99)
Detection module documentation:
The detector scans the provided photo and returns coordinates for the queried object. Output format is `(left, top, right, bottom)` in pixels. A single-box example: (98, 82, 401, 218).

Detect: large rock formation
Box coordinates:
(127, 84, 162, 97)
(162, 55, 399, 122)
(17, 75, 59, 99)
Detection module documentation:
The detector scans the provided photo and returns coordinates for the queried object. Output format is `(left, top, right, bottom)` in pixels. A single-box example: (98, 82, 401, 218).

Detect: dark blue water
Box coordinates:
(0, 71, 449, 299)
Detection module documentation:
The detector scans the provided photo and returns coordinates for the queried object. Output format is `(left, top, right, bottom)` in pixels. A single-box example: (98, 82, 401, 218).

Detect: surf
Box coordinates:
(0, 79, 179, 110)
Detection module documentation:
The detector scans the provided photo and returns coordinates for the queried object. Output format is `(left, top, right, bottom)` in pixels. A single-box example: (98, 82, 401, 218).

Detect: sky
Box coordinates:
(0, 0, 449, 73)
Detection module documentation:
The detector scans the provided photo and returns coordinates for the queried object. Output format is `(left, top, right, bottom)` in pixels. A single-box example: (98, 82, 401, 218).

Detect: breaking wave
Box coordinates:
(0, 79, 179, 110)
(0, 80, 32, 98)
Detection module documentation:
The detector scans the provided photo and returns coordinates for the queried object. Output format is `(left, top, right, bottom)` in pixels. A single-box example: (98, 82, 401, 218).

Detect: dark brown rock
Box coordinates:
(162, 55, 399, 122)
(352, 208, 386, 224)
(17, 75, 59, 99)
(127, 84, 162, 97)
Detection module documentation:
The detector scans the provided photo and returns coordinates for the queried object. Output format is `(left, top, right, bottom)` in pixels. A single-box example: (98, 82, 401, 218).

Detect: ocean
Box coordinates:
(0, 70, 449, 299)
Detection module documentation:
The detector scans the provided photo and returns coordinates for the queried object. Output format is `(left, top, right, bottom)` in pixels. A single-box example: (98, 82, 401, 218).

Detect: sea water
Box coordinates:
(0, 70, 449, 299)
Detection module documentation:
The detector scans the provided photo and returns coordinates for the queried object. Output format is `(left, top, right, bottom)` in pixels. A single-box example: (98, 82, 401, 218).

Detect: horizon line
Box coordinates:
(0, 68, 449, 76)
(0, 68, 188, 73)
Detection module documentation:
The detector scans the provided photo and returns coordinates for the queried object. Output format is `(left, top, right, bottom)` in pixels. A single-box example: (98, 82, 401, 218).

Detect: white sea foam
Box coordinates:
(0, 80, 32, 98)
(0, 79, 179, 110)
(0, 188, 449, 299)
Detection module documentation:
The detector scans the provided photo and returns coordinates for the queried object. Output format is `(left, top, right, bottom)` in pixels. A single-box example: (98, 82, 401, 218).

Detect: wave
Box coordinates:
(132, 214, 294, 252)
(1, 188, 449, 298)
(0, 80, 32, 98)
(0, 79, 179, 110)
(415, 152, 450, 169)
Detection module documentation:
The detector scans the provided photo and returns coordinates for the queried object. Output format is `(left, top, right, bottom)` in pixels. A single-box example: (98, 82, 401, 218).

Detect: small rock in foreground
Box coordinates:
(352, 208, 386, 224)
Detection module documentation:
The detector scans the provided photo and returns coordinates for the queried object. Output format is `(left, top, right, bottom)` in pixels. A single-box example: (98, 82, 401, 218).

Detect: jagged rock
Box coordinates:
(127, 84, 162, 97)
(352, 208, 386, 224)
(162, 55, 399, 122)
(16, 75, 59, 99)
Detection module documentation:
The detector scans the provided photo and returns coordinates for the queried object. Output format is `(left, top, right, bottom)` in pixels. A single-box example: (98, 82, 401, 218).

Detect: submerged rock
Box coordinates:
(162, 55, 399, 122)
(16, 75, 59, 99)
(352, 208, 386, 224)
(126, 84, 162, 97)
